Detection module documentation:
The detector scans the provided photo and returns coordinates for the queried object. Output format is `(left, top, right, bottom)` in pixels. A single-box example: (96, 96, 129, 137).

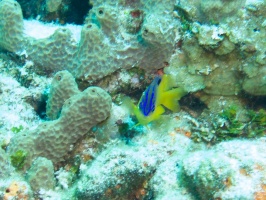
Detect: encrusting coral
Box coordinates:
(182, 139, 266, 200)
(167, 0, 266, 96)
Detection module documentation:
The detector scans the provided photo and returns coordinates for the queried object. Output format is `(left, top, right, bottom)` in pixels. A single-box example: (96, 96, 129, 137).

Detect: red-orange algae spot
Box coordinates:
(156, 68, 164, 76)
(185, 131, 192, 138)
(148, 140, 158, 145)
(254, 184, 266, 200)
(262, 185, 266, 191)
(143, 162, 148, 168)
(4, 181, 28, 200)
(135, 188, 146, 199)
(130, 10, 142, 18)
(115, 184, 122, 190)
(239, 168, 249, 176)
(174, 128, 192, 138)
(223, 177, 232, 188)
(254, 164, 264, 171)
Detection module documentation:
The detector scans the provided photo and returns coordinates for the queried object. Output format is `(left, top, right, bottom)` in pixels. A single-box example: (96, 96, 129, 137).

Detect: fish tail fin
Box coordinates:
(161, 88, 186, 112)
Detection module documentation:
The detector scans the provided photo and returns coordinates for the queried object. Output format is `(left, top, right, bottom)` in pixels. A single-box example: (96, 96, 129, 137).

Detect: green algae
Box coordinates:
(11, 125, 23, 134)
(191, 106, 266, 144)
(10, 149, 27, 170)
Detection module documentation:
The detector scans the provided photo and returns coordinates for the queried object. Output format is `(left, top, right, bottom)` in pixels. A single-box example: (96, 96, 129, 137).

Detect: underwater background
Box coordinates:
(0, 0, 266, 199)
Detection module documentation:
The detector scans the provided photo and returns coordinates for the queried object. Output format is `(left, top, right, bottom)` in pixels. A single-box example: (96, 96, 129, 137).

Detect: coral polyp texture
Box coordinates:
(0, 0, 24, 52)
(0, 0, 180, 82)
(7, 77, 112, 170)
(25, 157, 55, 192)
(0, 0, 264, 97)
(46, 70, 79, 120)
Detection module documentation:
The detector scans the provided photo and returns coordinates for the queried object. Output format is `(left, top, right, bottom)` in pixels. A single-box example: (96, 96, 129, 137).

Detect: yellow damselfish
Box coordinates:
(131, 74, 186, 125)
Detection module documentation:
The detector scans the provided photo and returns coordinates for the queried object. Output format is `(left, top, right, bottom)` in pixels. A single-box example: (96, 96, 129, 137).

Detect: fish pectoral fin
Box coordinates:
(160, 88, 186, 112)
(162, 99, 180, 112)
(153, 105, 165, 117)
(135, 105, 165, 125)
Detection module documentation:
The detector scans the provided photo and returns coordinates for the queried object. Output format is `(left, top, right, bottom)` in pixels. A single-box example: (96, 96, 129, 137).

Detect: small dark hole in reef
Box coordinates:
(91, 89, 96, 93)
(130, 10, 142, 18)
(69, 0, 93, 25)
(18, 0, 91, 25)
(5, 189, 10, 193)
(57, 75, 62, 81)
(36, 95, 47, 119)
(240, 91, 266, 110)
(87, 24, 92, 28)
(179, 93, 207, 117)
(143, 29, 148, 35)
(98, 9, 104, 15)
(163, 61, 169, 67)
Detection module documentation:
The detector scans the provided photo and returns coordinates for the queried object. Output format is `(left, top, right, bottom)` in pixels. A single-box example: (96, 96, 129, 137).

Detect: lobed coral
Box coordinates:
(25, 157, 55, 192)
(46, 70, 79, 120)
(0, 0, 180, 83)
(0, 0, 24, 52)
(7, 72, 112, 170)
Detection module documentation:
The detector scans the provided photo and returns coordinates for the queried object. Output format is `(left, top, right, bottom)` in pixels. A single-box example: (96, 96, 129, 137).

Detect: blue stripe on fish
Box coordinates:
(139, 76, 162, 116)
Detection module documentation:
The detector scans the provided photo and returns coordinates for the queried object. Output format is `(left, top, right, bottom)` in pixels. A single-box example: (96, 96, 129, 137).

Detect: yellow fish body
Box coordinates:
(133, 74, 186, 125)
